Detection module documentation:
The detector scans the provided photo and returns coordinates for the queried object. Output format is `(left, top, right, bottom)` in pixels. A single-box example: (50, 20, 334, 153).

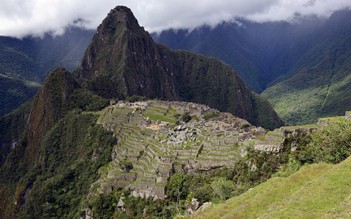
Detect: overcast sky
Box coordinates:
(1, 0, 351, 38)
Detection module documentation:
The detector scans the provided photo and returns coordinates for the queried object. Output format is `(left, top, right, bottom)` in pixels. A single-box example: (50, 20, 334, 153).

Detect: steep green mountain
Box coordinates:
(155, 10, 351, 125)
(78, 6, 282, 129)
(154, 17, 324, 93)
(263, 10, 351, 125)
(0, 28, 94, 116)
(0, 68, 111, 218)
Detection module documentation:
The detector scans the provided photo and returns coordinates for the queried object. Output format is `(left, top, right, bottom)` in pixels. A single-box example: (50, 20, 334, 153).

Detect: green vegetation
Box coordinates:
(0, 29, 93, 115)
(251, 92, 284, 130)
(2, 96, 351, 218)
(143, 111, 177, 124)
(70, 88, 109, 111)
(143, 105, 177, 124)
(15, 110, 115, 218)
(90, 190, 178, 219)
(158, 10, 351, 126)
(194, 157, 351, 219)
(192, 117, 351, 218)
(0, 74, 40, 116)
(125, 95, 148, 102)
(263, 24, 351, 125)
(298, 117, 351, 164)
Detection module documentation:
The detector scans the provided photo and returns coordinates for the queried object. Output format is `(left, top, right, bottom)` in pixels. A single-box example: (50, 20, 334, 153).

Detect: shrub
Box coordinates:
(304, 118, 351, 164)
(211, 177, 234, 200)
(273, 155, 301, 177)
(203, 111, 220, 121)
(125, 95, 147, 102)
(119, 160, 133, 172)
(181, 112, 192, 123)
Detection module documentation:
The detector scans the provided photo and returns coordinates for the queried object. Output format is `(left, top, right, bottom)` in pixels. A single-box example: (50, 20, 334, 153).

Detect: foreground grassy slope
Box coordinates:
(194, 157, 351, 219)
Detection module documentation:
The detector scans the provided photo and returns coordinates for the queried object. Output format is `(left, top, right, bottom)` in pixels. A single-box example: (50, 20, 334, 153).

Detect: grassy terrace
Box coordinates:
(193, 157, 351, 219)
(143, 105, 177, 123)
(279, 124, 318, 130)
(318, 116, 345, 122)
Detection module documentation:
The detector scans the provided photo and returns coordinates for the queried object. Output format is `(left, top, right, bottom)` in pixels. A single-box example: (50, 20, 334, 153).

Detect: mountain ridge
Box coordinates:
(155, 9, 351, 125)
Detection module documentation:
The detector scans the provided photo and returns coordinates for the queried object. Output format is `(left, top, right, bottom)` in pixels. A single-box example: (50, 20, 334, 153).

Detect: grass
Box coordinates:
(193, 156, 351, 219)
(318, 116, 345, 122)
(255, 135, 266, 141)
(143, 111, 176, 124)
(280, 124, 318, 130)
(266, 131, 283, 137)
(142, 104, 178, 124)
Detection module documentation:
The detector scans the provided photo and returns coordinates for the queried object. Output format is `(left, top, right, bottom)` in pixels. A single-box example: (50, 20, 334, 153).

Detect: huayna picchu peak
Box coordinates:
(78, 6, 282, 129)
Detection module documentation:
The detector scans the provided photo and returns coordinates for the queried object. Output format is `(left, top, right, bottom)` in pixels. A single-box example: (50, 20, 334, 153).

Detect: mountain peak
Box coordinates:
(77, 6, 282, 129)
(102, 6, 142, 33)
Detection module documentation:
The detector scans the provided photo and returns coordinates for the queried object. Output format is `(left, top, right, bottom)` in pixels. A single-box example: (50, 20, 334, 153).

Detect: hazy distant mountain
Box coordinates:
(263, 10, 351, 124)
(0, 27, 94, 81)
(154, 10, 351, 124)
(153, 17, 324, 93)
(0, 27, 94, 115)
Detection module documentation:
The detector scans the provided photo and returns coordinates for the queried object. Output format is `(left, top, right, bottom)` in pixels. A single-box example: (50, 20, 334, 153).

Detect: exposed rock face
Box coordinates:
(78, 6, 283, 129)
(186, 198, 200, 215)
(79, 6, 178, 100)
(27, 68, 79, 162)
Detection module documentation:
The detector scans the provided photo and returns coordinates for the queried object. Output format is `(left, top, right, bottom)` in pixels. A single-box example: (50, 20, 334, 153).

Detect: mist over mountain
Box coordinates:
(0, 27, 94, 81)
(153, 15, 325, 92)
(2, 0, 351, 38)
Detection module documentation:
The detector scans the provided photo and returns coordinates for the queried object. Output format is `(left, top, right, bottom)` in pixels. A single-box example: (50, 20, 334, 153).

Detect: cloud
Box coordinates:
(0, 0, 117, 38)
(1, 0, 351, 38)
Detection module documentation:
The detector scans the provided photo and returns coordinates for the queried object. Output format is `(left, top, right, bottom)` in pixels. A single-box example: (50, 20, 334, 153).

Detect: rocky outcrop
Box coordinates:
(78, 6, 283, 129)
